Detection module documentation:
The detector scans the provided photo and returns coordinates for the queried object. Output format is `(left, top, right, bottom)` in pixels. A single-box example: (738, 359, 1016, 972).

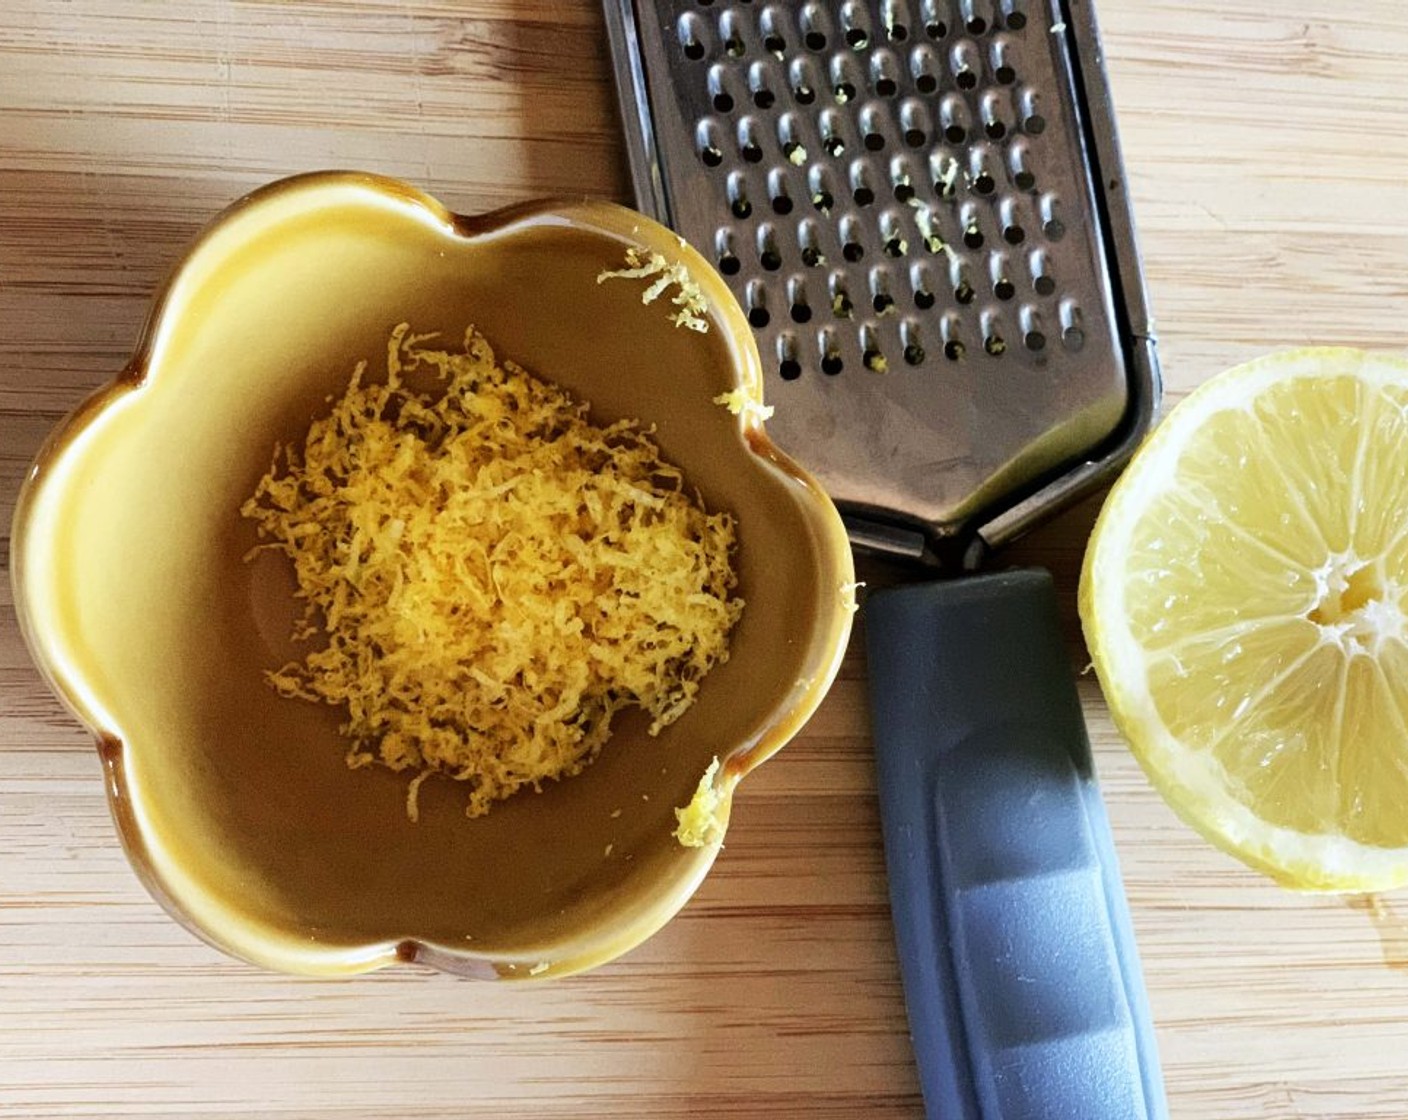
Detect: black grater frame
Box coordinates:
(603, 0, 1159, 567)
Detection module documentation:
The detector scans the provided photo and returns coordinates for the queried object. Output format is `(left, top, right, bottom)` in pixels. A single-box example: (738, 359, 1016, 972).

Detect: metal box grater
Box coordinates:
(603, 0, 1158, 563)
(604, 7, 1169, 1115)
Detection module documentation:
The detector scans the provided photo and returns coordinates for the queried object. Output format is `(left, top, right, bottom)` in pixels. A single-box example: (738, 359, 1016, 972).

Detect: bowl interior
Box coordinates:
(19, 180, 850, 972)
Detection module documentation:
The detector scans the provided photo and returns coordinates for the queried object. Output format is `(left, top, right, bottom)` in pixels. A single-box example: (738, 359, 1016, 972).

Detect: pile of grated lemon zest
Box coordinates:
(597, 247, 710, 333)
(242, 324, 743, 819)
(713, 389, 775, 423)
(674, 756, 726, 848)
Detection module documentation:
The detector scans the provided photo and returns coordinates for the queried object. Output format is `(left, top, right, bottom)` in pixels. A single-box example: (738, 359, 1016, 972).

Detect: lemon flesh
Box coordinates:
(1080, 349, 1408, 891)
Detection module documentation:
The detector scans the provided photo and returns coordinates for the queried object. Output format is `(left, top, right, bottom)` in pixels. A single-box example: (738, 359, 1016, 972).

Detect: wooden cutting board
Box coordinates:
(2, 2, 1408, 1116)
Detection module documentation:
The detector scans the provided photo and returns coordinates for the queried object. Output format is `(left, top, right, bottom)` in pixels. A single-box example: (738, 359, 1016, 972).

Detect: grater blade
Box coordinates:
(604, 0, 1158, 563)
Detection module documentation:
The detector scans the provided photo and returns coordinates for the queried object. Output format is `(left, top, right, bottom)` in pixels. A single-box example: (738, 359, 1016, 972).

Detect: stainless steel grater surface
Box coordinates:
(604, 0, 1158, 562)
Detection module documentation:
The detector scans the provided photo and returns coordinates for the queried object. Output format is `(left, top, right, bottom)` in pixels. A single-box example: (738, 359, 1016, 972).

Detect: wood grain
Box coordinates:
(4, 1, 1408, 1116)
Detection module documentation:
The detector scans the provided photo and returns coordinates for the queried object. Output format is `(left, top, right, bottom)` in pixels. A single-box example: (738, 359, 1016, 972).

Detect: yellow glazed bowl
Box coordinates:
(10, 172, 854, 978)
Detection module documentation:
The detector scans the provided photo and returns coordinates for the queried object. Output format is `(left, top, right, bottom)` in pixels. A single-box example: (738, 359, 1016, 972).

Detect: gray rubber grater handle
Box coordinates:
(864, 569, 1166, 1120)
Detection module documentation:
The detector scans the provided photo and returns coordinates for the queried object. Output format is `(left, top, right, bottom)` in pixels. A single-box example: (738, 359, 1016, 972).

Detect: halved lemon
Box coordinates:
(1080, 348, 1408, 891)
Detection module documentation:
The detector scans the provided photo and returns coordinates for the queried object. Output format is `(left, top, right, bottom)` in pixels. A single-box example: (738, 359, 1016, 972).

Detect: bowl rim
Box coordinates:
(8, 170, 856, 978)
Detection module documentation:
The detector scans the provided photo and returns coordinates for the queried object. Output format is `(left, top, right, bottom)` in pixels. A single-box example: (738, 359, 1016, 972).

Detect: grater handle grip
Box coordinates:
(864, 569, 1167, 1120)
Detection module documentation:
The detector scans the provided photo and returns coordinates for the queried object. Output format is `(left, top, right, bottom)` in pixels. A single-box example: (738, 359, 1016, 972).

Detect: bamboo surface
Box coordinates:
(3, 1, 1408, 1116)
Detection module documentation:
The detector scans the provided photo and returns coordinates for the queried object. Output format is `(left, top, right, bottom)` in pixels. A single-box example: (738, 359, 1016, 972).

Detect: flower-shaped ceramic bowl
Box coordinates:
(11, 172, 854, 977)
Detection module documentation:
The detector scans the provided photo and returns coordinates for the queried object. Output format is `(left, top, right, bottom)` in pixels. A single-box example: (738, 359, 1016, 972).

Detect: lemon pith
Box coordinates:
(1080, 348, 1408, 891)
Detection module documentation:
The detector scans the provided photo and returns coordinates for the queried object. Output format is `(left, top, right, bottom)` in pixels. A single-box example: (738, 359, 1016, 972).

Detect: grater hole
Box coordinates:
(802, 246, 824, 267)
(1025, 331, 1046, 351)
(955, 68, 978, 91)
(853, 186, 874, 206)
(742, 142, 763, 163)
(812, 189, 834, 213)
(985, 334, 1007, 355)
(901, 318, 924, 364)
(933, 155, 961, 197)
(676, 6, 710, 53)
(996, 64, 1016, 84)
(894, 182, 915, 202)
(1025, 113, 1046, 134)
(974, 173, 995, 195)
(1044, 218, 1065, 239)
(955, 282, 975, 305)
(860, 326, 885, 371)
(755, 89, 776, 109)
(718, 253, 740, 275)
(843, 241, 865, 262)
(1004, 224, 1025, 245)
(806, 31, 827, 50)
(865, 132, 886, 151)
(745, 279, 767, 323)
(1064, 326, 1085, 349)
(835, 81, 857, 104)
(725, 35, 745, 58)
(795, 81, 816, 104)
(945, 124, 966, 144)
(1034, 274, 1056, 296)
(728, 173, 751, 214)
(904, 128, 926, 148)
(757, 225, 781, 270)
(1007, 12, 1027, 29)
(1015, 170, 1036, 190)
(926, 21, 948, 39)
(985, 120, 1006, 140)
(822, 354, 843, 375)
(714, 92, 734, 113)
(915, 288, 935, 309)
(995, 278, 1015, 300)
(883, 236, 905, 257)
(873, 292, 895, 314)
(889, 23, 909, 42)
(702, 146, 723, 167)
(772, 195, 793, 215)
(963, 226, 984, 249)
(824, 135, 846, 157)
(763, 33, 785, 54)
(783, 140, 806, 165)
(916, 73, 937, 94)
(871, 56, 901, 98)
(846, 28, 869, 49)
(944, 340, 965, 360)
(967, 17, 987, 35)
(780, 358, 802, 380)
(791, 301, 813, 323)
